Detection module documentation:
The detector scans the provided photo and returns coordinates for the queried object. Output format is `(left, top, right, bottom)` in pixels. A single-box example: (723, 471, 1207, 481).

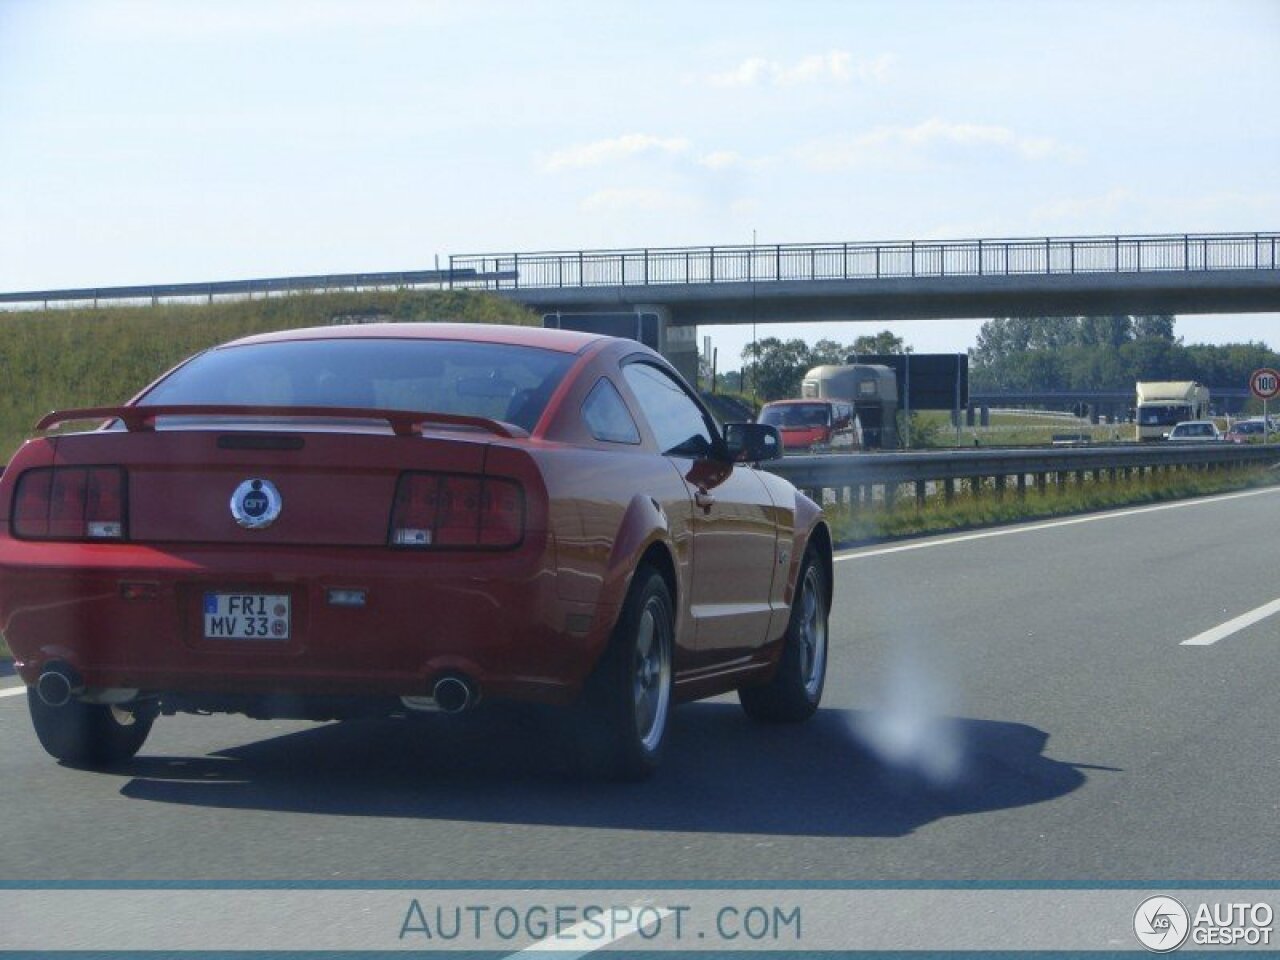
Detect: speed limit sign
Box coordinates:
(1250, 368, 1280, 400)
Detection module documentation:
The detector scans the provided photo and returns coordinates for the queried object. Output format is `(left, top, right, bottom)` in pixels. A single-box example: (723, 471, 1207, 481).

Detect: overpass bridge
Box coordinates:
(2, 231, 1277, 384)
(451, 232, 1280, 378)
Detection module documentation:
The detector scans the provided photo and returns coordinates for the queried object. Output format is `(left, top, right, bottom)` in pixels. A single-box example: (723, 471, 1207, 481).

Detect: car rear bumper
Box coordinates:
(0, 537, 612, 706)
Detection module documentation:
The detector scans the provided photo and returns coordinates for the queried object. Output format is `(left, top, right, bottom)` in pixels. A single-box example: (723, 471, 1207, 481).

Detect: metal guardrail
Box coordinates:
(0, 268, 511, 309)
(765, 442, 1280, 506)
(450, 232, 1280, 291)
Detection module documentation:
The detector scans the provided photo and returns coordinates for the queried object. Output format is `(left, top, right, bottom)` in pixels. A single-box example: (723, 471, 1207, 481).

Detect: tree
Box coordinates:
(1079, 315, 1132, 348)
(808, 339, 847, 366)
(1132, 315, 1176, 341)
(741, 337, 813, 401)
(849, 330, 906, 356)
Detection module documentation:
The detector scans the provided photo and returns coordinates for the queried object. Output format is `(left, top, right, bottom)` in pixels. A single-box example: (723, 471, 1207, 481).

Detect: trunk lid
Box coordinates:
(49, 425, 492, 547)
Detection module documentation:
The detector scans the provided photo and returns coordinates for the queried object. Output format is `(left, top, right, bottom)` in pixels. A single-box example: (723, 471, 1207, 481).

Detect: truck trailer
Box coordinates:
(1135, 381, 1211, 441)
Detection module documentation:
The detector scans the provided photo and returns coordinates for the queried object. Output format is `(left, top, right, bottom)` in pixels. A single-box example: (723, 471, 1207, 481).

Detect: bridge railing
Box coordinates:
(450, 232, 1280, 291)
(764, 441, 1279, 508)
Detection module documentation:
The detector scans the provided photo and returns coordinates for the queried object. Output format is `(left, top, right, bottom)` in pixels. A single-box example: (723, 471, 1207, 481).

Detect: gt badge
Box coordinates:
(230, 478, 282, 529)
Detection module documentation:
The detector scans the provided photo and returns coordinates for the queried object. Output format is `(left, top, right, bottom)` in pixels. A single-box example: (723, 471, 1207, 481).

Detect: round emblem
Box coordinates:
(1133, 896, 1190, 953)
(230, 479, 282, 529)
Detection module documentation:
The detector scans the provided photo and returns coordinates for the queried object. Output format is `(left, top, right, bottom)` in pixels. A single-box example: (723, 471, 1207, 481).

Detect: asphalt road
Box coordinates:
(3, 486, 1279, 882)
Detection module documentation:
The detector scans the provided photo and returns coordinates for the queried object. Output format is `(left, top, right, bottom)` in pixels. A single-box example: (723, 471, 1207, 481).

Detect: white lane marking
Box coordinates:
(510, 902, 671, 957)
(1182, 597, 1280, 646)
(0, 685, 27, 699)
(834, 485, 1280, 562)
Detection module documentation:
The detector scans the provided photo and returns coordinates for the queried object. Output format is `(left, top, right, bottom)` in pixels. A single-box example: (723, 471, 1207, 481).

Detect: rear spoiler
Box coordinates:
(34, 405, 529, 439)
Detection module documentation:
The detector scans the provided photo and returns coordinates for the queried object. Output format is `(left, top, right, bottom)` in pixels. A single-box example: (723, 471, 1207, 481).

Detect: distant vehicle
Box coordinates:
(758, 399, 861, 452)
(1225, 419, 1267, 443)
(800, 364, 898, 448)
(1135, 381, 1211, 441)
(1165, 420, 1222, 441)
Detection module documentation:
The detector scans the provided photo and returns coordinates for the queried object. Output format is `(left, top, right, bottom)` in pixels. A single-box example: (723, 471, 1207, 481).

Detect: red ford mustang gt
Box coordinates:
(0, 323, 832, 778)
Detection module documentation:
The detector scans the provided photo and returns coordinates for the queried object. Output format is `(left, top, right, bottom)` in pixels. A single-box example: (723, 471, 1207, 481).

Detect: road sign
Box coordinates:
(1249, 368, 1280, 400)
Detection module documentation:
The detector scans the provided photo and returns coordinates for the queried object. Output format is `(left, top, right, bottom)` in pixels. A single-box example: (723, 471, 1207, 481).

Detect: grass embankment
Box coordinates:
(0, 290, 537, 461)
(911, 409, 1131, 447)
(827, 465, 1276, 544)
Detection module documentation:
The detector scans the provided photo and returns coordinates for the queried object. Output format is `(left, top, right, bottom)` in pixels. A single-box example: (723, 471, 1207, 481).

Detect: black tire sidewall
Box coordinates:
(580, 566, 674, 779)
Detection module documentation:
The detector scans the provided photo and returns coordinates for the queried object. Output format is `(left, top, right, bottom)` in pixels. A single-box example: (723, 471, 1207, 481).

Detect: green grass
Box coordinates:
(826, 465, 1276, 544)
(0, 634, 9, 659)
(0, 290, 537, 461)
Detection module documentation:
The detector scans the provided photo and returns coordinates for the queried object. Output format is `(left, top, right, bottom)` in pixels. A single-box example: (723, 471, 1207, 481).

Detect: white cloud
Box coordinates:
(797, 117, 1077, 170)
(543, 134, 690, 171)
(579, 187, 697, 215)
(698, 151, 745, 171)
(708, 50, 892, 88)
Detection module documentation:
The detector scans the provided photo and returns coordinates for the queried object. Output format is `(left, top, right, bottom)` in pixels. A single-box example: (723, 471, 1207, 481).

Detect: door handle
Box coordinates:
(694, 491, 716, 511)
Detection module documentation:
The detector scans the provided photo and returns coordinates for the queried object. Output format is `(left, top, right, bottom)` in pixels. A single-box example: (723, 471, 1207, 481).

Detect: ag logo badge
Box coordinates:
(1134, 895, 1190, 953)
(230, 479, 282, 529)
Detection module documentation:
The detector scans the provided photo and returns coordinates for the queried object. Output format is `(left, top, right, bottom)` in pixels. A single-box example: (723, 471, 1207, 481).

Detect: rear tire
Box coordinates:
(577, 565, 674, 780)
(28, 690, 155, 766)
(739, 547, 828, 723)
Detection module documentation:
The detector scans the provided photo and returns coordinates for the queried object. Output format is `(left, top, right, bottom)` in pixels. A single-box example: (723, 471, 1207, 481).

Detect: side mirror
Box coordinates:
(723, 422, 783, 463)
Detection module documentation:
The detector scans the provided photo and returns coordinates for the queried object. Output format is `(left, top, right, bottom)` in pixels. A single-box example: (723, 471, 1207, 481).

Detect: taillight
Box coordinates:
(12, 467, 127, 540)
(389, 472, 524, 549)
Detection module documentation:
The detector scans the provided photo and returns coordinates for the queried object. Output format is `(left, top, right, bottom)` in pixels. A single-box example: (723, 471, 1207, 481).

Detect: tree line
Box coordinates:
(971, 316, 1279, 392)
(724, 330, 905, 401)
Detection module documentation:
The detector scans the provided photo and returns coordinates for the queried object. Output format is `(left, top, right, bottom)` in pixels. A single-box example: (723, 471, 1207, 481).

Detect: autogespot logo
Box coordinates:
(1134, 896, 1190, 953)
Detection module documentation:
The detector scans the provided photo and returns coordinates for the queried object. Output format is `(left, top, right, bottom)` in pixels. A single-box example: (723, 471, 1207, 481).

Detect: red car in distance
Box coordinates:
(0, 323, 832, 779)
(758, 399, 862, 453)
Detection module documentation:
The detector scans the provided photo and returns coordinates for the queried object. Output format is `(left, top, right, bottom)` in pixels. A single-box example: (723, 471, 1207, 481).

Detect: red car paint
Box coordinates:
(0, 324, 829, 718)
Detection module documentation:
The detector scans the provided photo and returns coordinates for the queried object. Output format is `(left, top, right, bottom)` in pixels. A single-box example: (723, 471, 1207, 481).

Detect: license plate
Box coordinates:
(203, 592, 291, 641)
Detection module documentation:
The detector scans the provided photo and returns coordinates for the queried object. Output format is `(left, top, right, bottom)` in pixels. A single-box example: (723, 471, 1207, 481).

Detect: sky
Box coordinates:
(2, 0, 1278, 366)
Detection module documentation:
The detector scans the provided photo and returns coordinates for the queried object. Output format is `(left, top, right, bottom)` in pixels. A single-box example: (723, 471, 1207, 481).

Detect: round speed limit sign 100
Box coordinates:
(1250, 368, 1280, 401)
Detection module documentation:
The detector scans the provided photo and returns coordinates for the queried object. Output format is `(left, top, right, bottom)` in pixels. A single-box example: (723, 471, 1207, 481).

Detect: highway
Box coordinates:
(3, 485, 1279, 882)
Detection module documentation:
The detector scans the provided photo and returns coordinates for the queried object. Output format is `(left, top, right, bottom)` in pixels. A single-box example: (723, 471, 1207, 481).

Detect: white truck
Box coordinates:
(1135, 381, 1211, 441)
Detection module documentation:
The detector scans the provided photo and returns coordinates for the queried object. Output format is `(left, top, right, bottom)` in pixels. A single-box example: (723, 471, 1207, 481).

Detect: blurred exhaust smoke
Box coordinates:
(848, 645, 968, 787)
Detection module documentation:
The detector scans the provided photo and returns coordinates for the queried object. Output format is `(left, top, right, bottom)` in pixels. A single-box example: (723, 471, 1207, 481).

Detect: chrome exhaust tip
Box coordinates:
(36, 667, 80, 708)
(432, 675, 473, 714)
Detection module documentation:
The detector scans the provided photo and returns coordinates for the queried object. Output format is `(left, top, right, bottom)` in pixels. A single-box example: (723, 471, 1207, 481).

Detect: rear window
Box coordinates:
(759, 403, 832, 428)
(140, 338, 575, 431)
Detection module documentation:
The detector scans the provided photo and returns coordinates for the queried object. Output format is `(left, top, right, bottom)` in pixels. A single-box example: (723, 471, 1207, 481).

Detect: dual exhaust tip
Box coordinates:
(400, 675, 476, 715)
(36, 666, 81, 708)
(39, 664, 477, 715)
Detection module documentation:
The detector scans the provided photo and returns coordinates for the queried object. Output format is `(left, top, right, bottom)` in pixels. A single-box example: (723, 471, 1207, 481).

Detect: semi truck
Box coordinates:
(1134, 381, 1211, 441)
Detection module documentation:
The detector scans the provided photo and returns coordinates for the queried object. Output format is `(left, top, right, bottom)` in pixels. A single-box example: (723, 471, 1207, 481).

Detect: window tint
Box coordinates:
(582, 378, 640, 444)
(622, 362, 714, 457)
(759, 403, 831, 428)
(140, 338, 575, 430)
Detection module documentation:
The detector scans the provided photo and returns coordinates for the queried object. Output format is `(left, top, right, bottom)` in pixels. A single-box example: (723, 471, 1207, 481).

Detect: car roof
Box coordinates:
(220, 322, 604, 354)
(762, 398, 836, 406)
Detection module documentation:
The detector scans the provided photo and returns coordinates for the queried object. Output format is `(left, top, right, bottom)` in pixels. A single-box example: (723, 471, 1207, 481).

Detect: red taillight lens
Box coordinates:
(479, 477, 523, 547)
(390, 474, 439, 545)
(435, 476, 482, 546)
(12, 467, 126, 540)
(13, 469, 53, 537)
(390, 472, 524, 549)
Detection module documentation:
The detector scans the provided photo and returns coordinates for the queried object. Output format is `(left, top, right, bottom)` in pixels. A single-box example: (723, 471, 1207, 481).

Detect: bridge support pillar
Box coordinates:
(965, 406, 976, 427)
(980, 406, 990, 427)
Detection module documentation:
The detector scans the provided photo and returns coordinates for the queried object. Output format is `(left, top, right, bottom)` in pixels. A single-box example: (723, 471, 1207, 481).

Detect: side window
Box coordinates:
(582, 378, 641, 444)
(622, 362, 714, 457)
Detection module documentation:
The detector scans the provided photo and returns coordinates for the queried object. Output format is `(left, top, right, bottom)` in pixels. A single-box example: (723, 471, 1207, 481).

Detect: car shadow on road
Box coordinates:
(116, 703, 1107, 838)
